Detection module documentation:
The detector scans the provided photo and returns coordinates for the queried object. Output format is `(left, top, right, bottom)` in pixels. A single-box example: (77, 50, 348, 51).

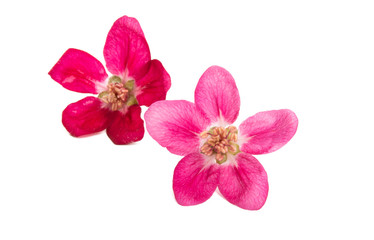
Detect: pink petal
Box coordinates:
(144, 100, 210, 156)
(239, 109, 298, 155)
(135, 60, 171, 107)
(195, 66, 240, 124)
(218, 153, 268, 210)
(173, 153, 220, 206)
(49, 48, 108, 94)
(104, 16, 151, 80)
(62, 97, 111, 137)
(106, 105, 145, 145)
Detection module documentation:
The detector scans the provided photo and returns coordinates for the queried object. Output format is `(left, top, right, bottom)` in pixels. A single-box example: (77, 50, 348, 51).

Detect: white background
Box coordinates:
(1, 0, 373, 239)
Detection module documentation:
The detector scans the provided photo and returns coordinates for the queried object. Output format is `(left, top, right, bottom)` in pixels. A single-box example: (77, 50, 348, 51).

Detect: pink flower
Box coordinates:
(145, 66, 298, 210)
(49, 16, 171, 144)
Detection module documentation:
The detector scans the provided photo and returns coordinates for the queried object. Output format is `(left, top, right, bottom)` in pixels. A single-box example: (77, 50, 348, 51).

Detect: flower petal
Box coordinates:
(144, 100, 210, 156)
(104, 16, 151, 80)
(135, 60, 171, 107)
(62, 97, 111, 137)
(173, 153, 220, 206)
(218, 153, 268, 210)
(239, 109, 298, 155)
(195, 66, 240, 124)
(49, 48, 108, 94)
(106, 105, 144, 145)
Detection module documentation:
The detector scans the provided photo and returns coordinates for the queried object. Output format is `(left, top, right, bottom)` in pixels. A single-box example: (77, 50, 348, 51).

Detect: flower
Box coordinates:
(144, 66, 298, 210)
(48, 16, 171, 144)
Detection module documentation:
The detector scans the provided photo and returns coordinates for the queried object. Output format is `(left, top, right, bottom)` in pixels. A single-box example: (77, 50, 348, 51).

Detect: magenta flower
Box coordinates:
(145, 66, 298, 210)
(49, 16, 170, 144)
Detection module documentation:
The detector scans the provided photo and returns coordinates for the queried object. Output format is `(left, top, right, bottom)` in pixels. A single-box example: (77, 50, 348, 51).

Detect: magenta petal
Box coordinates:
(136, 60, 171, 107)
(218, 153, 268, 210)
(195, 66, 240, 124)
(49, 49, 108, 94)
(104, 16, 151, 80)
(106, 105, 145, 145)
(173, 153, 219, 206)
(62, 97, 111, 137)
(239, 109, 298, 155)
(144, 100, 210, 156)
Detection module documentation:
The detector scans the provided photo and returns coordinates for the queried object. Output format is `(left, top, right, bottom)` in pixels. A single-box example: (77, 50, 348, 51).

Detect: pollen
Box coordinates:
(200, 126, 240, 164)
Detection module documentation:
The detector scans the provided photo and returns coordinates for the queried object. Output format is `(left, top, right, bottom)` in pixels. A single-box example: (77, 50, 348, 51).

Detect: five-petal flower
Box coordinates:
(49, 16, 171, 144)
(145, 66, 298, 210)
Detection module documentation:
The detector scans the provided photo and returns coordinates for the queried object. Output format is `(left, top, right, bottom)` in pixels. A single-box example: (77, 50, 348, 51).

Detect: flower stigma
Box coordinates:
(200, 126, 240, 164)
(98, 76, 138, 111)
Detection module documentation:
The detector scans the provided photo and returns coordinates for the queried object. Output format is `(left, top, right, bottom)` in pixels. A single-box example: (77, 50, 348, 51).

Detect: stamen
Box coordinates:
(200, 125, 240, 164)
(98, 77, 138, 111)
(200, 131, 209, 139)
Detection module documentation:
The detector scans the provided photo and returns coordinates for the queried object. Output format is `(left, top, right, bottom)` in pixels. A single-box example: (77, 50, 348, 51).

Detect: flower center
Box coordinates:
(200, 126, 240, 164)
(98, 76, 138, 111)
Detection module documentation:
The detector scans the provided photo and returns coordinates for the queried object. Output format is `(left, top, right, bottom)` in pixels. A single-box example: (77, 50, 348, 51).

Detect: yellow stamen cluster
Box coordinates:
(200, 126, 240, 164)
(100, 82, 128, 111)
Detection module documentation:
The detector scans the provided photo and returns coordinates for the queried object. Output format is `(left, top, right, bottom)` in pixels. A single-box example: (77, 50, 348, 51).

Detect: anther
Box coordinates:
(98, 79, 130, 111)
(200, 126, 240, 164)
